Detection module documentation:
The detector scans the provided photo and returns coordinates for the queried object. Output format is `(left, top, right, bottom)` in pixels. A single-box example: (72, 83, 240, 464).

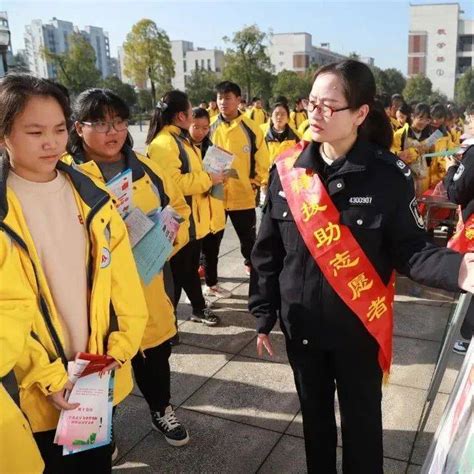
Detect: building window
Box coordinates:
(183, 60, 187, 72)
(293, 54, 309, 69)
(408, 56, 426, 75)
(207, 59, 211, 70)
(408, 33, 427, 54)
(458, 35, 473, 52)
(457, 56, 472, 74)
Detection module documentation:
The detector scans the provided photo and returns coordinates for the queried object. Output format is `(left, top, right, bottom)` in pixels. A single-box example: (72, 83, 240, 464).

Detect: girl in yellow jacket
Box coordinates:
(66, 88, 192, 448)
(289, 98, 309, 131)
(391, 103, 432, 196)
(428, 104, 455, 189)
(0, 237, 44, 473)
(0, 74, 148, 473)
(188, 107, 230, 299)
(261, 101, 301, 165)
(147, 90, 222, 326)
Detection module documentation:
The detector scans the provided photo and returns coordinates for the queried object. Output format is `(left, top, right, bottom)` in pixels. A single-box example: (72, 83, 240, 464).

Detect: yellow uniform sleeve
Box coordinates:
(106, 208, 148, 364)
(252, 125, 270, 188)
(148, 136, 212, 197)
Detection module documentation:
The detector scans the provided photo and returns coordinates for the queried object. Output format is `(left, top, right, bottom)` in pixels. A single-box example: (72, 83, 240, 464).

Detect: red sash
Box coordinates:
(276, 145, 395, 376)
(448, 211, 474, 253)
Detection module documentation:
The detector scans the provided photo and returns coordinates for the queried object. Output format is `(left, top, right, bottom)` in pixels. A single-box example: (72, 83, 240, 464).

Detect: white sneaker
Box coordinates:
(184, 294, 213, 308)
(204, 284, 232, 299)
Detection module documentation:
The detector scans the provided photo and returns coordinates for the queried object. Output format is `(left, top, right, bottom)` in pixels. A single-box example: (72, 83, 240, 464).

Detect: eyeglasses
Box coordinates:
(307, 101, 351, 118)
(81, 118, 129, 133)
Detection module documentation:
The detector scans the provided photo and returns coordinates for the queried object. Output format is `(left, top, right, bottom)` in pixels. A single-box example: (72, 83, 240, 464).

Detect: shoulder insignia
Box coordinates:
(374, 149, 412, 180)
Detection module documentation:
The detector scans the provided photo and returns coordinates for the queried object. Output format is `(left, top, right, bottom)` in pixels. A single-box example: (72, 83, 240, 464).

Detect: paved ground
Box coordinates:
(108, 127, 465, 473)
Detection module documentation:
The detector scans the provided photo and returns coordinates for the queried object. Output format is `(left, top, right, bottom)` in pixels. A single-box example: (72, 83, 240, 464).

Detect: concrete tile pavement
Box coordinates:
(112, 217, 463, 473)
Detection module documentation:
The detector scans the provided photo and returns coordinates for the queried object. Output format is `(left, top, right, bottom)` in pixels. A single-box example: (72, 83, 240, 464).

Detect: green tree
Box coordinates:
(42, 33, 101, 94)
(403, 74, 433, 103)
(137, 89, 153, 112)
(222, 25, 273, 101)
(123, 19, 174, 106)
(185, 68, 219, 105)
(371, 66, 406, 96)
(272, 70, 312, 105)
(383, 68, 406, 96)
(428, 90, 448, 105)
(10, 53, 29, 73)
(455, 69, 474, 106)
(101, 76, 137, 109)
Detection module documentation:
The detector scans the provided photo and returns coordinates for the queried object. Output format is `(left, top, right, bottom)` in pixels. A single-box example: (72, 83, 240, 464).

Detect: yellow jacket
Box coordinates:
(298, 119, 312, 141)
(290, 110, 308, 131)
(147, 125, 212, 240)
(196, 137, 226, 233)
(64, 148, 191, 351)
(429, 126, 454, 188)
(207, 107, 219, 119)
(246, 107, 268, 127)
(260, 123, 300, 165)
(1, 159, 148, 432)
(210, 113, 270, 210)
(0, 236, 44, 473)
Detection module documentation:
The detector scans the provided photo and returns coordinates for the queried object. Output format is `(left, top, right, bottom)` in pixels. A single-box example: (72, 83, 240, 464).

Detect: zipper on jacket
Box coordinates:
(0, 223, 68, 367)
(85, 195, 110, 289)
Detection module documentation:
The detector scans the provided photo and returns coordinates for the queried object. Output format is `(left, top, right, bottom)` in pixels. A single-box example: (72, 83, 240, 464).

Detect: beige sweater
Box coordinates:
(8, 171, 89, 360)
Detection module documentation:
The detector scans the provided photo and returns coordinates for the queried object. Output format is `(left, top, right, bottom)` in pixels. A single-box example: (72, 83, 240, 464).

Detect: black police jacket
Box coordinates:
(444, 145, 474, 221)
(249, 139, 463, 350)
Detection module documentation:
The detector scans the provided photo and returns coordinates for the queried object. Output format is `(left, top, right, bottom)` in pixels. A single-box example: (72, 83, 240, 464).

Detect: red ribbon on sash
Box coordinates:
(448, 211, 474, 253)
(276, 145, 395, 375)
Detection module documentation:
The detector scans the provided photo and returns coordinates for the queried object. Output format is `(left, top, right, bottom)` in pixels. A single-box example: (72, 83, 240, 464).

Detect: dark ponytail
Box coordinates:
(313, 60, 393, 150)
(146, 90, 190, 145)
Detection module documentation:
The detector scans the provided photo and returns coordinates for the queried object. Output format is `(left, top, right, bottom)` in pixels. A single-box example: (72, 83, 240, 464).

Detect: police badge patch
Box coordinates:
(409, 198, 425, 229)
(453, 163, 464, 182)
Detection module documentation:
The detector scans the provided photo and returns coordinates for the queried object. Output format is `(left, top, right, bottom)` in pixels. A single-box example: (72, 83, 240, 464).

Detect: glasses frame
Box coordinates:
(81, 118, 129, 133)
(307, 101, 351, 118)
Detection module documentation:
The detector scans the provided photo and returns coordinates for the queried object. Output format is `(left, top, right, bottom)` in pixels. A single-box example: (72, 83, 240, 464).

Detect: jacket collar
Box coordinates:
(71, 146, 145, 183)
(266, 124, 299, 143)
(294, 137, 371, 176)
(0, 155, 109, 222)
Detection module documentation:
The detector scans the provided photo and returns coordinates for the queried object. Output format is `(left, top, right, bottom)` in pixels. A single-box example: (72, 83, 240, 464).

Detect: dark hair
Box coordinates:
(430, 103, 447, 120)
(215, 81, 241, 98)
(0, 73, 71, 141)
(396, 103, 412, 125)
(199, 101, 208, 107)
(44, 79, 71, 105)
(251, 97, 261, 103)
(295, 97, 305, 105)
(412, 103, 430, 119)
(67, 88, 132, 155)
(271, 101, 290, 117)
(313, 60, 393, 149)
(192, 107, 210, 121)
(146, 90, 190, 145)
(273, 95, 288, 105)
(378, 93, 391, 109)
(240, 99, 247, 104)
(391, 93, 404, 102)
(466, 103, 474, 116)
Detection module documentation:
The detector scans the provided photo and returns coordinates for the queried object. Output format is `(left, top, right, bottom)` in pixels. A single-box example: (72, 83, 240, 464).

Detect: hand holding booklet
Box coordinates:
(202, 145, 237, 200)
(54, 353, 115, 456)
(127, 205, 183, 285)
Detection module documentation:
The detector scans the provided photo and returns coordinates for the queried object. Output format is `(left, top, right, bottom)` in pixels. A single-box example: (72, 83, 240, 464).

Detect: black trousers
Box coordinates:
(170, 238, 206, 313)
(461, 299, 474, 340)
(286, 338, 383, 474)
(34, 429, 112, 474)
(226, 209, 256, 267)
(131, 340, 172, 413)
(201, 230, 225, 287)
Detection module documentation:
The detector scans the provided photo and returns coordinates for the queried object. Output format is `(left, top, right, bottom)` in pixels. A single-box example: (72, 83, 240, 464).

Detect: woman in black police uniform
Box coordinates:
(249, 60, 474, 473)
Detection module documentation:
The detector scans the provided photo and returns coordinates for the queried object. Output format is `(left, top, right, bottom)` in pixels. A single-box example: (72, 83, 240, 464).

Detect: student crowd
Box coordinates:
(1, 60, 474, 473)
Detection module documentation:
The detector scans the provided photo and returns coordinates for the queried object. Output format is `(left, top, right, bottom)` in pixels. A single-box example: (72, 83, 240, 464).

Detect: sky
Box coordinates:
(3, 0, 474, 75)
